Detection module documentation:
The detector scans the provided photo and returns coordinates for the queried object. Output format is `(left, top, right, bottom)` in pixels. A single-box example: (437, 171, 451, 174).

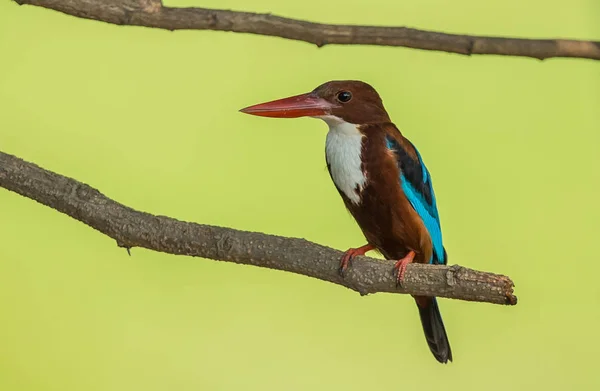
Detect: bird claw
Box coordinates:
(338, 251, 354, 277)
(338, 244, 374, 278)
(393, 251, 415, 288)
(395, 274, 402, 289)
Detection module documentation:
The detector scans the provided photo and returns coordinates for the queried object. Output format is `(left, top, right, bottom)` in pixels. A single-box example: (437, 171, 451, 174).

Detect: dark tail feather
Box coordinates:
(415, 296, 453, 363)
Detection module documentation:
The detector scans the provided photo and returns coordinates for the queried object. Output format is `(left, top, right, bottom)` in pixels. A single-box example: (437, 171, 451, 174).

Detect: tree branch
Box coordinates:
(13, 0, 600, 61)
(0, 151, 517, 305)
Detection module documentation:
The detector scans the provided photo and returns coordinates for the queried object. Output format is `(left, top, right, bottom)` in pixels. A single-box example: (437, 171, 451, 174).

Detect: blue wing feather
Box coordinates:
(386, 137, 446, 264)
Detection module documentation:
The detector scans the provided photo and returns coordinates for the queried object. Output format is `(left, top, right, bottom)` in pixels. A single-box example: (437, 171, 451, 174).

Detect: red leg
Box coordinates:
(339, 244, 375, 277)
(393, 251, 416, 287)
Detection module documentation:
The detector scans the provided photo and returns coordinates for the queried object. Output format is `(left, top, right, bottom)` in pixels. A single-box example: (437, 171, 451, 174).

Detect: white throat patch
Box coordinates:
(318, 115, 366, 205)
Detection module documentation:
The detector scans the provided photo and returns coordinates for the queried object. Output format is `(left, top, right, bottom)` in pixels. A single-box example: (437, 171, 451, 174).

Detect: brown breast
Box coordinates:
(329, 124, 433, 263)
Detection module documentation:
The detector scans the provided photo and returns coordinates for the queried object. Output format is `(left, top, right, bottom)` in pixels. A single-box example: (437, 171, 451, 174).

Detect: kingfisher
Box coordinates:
(239, 80, 452, 363)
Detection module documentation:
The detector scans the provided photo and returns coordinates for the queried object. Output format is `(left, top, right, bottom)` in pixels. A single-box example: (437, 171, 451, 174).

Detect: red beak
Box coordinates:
(239, 92, 334, 118)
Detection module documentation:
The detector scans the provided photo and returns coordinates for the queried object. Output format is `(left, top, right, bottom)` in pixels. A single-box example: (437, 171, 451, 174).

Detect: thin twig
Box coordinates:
(13, 0, 600, 60)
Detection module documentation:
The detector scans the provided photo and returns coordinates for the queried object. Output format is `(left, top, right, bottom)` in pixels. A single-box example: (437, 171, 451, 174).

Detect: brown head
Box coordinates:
(240, 80, 390, 124)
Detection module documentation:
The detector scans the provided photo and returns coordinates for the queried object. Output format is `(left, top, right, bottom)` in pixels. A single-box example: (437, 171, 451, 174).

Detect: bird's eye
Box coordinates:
(336, 91, 352, 103)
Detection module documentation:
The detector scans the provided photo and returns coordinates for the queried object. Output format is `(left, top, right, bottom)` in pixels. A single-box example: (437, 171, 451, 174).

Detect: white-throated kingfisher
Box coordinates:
(239, 80, 452, 363)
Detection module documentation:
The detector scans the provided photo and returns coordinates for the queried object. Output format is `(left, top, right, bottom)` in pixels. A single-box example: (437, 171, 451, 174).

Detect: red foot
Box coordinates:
(339, 244, 375, 277)
(393, 251, 416, 287)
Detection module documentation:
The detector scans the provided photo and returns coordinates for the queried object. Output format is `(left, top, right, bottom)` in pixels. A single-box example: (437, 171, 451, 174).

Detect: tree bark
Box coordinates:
(0, 151, 517, 305)
(13, 0, 600, 61)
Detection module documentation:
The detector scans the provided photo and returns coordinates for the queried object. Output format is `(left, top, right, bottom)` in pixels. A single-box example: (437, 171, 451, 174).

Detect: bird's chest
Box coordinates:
(325, 129, 366, 205)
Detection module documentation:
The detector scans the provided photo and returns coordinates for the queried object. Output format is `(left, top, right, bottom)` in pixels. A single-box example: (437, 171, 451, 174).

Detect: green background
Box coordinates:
(1, 0, 599, 390)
